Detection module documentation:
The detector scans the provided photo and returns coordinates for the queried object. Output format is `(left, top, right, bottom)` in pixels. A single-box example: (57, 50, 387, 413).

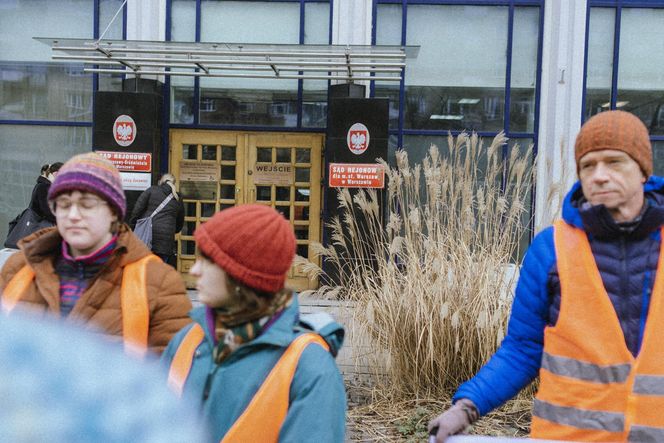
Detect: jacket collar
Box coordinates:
(19, 223, 152, 268)
(562, 176, 664, 239)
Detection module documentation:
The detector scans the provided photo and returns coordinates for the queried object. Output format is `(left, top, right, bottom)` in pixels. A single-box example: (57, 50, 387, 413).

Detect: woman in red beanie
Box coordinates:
(161, 204, 346, 442)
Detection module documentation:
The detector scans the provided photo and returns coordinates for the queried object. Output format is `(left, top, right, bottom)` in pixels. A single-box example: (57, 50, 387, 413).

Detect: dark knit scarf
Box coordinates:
(207, 290, 292, 364)
(55, 236, 117, 316)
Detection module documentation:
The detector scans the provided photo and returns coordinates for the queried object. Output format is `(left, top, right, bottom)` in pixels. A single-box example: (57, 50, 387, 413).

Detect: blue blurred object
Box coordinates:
(0, 310, 208, 443)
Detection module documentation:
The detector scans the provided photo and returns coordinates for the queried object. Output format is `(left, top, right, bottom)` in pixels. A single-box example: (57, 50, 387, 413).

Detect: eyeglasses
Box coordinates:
(50, 196, 108, 216)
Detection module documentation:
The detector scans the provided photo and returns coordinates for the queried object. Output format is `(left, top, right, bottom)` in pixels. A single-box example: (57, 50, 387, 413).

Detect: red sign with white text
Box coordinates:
(329, 163, 385, 188)
(96, 151, 152, 172)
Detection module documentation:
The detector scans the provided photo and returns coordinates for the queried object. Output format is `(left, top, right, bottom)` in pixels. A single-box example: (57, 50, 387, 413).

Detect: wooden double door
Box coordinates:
(170, 129, 323, 290)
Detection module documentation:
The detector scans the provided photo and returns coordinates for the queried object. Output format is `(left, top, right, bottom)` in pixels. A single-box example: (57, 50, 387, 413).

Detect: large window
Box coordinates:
(585, 2, 664, 173)
(168, 0, 332, 128)
(0, 0, 124, 241)
(373, 1, 543, 255)
(373, 1, 542, 171)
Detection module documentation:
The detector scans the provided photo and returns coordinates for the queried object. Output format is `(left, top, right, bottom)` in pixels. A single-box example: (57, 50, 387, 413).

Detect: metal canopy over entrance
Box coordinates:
(36, 38, 419, 83)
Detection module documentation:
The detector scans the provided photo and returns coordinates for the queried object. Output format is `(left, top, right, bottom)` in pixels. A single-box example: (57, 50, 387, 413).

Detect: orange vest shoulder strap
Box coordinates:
(121, 254, 160, 357)
(221, 332, 329, 443)
(168, 323, 205, 396)
(2, 265, 35, 313)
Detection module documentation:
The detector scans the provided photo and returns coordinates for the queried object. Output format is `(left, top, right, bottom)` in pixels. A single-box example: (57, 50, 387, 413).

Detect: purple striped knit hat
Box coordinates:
(48, 152, 126, 218)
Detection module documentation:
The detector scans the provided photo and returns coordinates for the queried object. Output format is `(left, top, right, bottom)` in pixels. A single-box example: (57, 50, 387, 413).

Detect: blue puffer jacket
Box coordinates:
(161, 296, 347, 442)
(454, 176, 664, 416)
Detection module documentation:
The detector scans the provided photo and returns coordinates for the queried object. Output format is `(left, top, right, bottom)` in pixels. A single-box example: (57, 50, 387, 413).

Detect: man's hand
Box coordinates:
(427, 399, 479, 443)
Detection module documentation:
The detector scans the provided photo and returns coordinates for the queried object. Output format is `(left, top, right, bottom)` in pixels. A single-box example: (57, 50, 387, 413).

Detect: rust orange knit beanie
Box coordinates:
(194, 204, 296, 293)
(575, 110, 652, 177)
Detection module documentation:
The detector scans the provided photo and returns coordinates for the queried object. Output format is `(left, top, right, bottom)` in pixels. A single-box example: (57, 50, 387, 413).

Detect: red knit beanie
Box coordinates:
(194, 204, 296, 293)
(575, 110, 652, 177)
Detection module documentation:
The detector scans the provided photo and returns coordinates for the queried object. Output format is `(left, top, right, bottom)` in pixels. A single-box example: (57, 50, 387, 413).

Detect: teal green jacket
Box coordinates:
(161, 296, 346, 442)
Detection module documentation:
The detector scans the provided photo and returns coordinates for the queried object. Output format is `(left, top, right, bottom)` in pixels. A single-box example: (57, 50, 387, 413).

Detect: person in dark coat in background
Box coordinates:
(29, 162, 63, 223)
(129, 173, 185, 267)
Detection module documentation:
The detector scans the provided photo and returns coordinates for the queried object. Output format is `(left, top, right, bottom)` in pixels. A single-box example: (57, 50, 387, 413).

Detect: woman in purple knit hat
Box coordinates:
(0, 152, 192, 356)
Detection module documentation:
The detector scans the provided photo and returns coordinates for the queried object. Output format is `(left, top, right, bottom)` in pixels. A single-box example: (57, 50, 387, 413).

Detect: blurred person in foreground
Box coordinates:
(429, 110, 664, 442)
(161, 204, 346, 442)
(0, 309, 208, 442)
(0, 152, 191, 356)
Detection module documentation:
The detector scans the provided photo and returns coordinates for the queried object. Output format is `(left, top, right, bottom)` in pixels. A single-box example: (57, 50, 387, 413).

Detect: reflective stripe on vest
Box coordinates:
(531, 220, 664, 441)
(167, 323, 205, 396)
(221, 333, 329, 443)
(1, 254, 158, 356)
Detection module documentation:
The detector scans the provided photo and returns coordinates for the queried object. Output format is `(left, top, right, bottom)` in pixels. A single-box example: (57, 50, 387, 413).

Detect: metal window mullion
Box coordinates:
(398, 0, 407, 149)
(297, 0, 305, 128)
(610, 3, 622, 110)
(502, 2, 515, 194)
(92, 0, 100, 123)
(193, 0, 202, 126)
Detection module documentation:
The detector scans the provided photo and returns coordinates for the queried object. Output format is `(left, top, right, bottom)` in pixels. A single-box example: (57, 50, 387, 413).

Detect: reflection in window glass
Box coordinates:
(302, 80, 328, 128)
(221, 146, 236, 161)
(257, 148, 272, 163)
(585, 8, 615, 120)
(275, 187, 291, 201)
(0, 0, 92, 61)
(184, 202, 197, 217)
(199, 1, 300, 127)
(182, 240, 196, 255)
(510, 7, 539, 133)
(0, 125, 90, 242)
(257, 186, 272, 201)
(296, 148, 310, 163)
(374, 84, 400, 130)
(302, 3, 329, 127)
(276, 148, 291, 163)
(201, 1, 298, 44)
(202, 145, 217, 160)
(171, 78, 195, 124)
(183, 145, 198, 160)
(221, 165, 235, 180)
(201, 202, 216, 217)
(0, 63, 93, 122)
(99, 0, 125, 40)
(171, 0, 196, 42)
(618, 8, 664, 134)
(182, 221, 197, 236)
(220, 185, 235, 200)
(305, 2, 330, 45)
(405, 5, 508, 131)
(295, 188, 310, 202)
(294, 226, 309, 240)
(296, 244, 309, 259)
(276, 206, 291, 219)
(653, 141, 664, 176)
(295, 168, 310, 183)
(199, 81, 299, 127)
(294, 206, 309, 221)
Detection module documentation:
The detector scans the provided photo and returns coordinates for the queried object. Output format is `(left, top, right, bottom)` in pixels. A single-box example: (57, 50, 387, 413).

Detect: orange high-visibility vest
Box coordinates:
(168, 329, 329, 442)
(2, 254, 159, 356)
(531, 220, 664, 442)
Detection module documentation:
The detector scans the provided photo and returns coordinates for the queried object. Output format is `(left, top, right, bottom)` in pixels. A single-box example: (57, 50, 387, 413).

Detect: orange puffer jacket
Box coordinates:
(0, 224, 192, 355)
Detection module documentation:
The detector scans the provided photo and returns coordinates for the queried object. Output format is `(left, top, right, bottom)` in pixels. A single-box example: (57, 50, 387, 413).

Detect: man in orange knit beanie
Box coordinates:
(430, 110, 664, 442)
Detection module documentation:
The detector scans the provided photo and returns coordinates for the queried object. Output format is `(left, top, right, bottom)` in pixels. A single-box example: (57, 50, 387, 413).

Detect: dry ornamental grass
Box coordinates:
(298, 132, 536, 440)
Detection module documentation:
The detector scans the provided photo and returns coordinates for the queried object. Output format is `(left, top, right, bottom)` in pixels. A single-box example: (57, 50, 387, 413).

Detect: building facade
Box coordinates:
(2, 0, 664, 286)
